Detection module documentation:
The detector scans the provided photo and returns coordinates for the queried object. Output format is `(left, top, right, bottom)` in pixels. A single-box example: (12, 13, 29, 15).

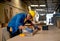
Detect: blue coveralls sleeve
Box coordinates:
(15, 15, 23, 29)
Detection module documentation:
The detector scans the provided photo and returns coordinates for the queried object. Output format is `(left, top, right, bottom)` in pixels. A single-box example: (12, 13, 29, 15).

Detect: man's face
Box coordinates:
(26, 14, 32, 20)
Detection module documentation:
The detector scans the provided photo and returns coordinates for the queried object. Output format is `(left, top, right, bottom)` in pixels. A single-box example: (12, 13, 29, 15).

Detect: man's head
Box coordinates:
(26, 14, 32, 20)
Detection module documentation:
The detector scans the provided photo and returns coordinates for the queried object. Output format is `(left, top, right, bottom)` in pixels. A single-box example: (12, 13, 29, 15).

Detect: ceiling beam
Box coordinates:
(0, 0, 5, 3)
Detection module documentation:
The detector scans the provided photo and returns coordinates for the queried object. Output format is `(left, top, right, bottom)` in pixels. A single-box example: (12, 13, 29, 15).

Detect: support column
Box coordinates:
(11, 0, 28, 16)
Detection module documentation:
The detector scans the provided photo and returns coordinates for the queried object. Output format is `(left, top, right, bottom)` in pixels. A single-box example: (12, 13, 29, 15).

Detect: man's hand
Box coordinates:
(19, 26, 25, 29)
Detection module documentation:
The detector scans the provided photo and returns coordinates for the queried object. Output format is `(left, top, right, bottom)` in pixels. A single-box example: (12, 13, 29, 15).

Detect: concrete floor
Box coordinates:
(33, 26, 60, 41)
(7, 25, 60, 41)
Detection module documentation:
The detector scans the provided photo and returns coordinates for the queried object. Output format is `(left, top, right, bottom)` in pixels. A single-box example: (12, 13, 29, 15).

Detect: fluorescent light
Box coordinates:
(31, 5, 38, 7)
(40, 14, 45, 16)
(36, 9, 45, 11)
(40, 5, 46, 7)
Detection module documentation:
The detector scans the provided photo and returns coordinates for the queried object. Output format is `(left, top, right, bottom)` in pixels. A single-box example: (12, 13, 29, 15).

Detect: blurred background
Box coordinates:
(0, 0, 60, 41)
(0, 0, 60, 27)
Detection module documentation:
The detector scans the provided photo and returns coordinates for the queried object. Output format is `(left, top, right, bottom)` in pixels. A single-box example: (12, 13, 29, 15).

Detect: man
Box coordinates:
(7, 12, 40, 38)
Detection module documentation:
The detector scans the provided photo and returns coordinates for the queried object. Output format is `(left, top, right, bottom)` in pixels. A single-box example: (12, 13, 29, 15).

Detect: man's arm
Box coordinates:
(25, 20, 39, 29)
(24, 20, 34, 25)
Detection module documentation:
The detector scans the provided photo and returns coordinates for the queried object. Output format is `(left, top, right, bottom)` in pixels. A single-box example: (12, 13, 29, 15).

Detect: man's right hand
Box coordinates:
(19, 26, 24, 29)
